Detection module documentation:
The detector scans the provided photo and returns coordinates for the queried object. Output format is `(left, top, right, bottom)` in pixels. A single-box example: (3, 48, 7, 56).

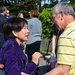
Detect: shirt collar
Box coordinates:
(65, 21, 75, 30)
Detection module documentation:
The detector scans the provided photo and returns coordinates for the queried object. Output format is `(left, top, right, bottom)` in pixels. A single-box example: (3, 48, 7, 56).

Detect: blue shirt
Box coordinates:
(0, 38, 37, 75)
(7, 15, 13, 19)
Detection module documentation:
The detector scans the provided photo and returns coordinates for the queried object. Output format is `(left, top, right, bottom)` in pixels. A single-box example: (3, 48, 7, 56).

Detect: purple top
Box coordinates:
(0, 38, 37, 75)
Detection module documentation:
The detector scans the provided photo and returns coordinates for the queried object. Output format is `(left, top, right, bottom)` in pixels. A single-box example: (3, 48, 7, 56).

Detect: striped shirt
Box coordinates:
(57, 21, 75, 75)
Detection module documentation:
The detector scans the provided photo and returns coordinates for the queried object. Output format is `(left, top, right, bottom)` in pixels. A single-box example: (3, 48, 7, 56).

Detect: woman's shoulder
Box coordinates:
(1, 38, 16, 50)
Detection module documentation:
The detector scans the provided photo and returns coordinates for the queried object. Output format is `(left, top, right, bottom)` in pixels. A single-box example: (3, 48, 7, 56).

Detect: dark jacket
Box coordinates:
(0, 13, 7, 48)
(0, 38, 37, 75)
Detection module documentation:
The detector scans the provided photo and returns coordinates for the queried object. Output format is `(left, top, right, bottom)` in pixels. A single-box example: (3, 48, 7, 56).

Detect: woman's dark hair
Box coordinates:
(3, 17, 28, 38)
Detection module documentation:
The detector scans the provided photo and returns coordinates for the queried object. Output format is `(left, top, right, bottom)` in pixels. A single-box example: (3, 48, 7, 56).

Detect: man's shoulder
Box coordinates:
(0, 14, 7, 20)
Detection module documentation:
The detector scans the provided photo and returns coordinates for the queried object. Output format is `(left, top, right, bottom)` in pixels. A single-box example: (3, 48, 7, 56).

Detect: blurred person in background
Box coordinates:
(25, 9, 42, 75)
(5, 10, 13, 19)
(0, 5, 8, 49)
(25, 9, 42, 63)
(52, 24, 63, 57)
(17, 12, 24, 18)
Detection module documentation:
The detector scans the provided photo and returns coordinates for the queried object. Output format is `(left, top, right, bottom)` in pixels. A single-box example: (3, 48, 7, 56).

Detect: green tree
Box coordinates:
(38, 8, 53, 39)
(70, 0, 75, 8)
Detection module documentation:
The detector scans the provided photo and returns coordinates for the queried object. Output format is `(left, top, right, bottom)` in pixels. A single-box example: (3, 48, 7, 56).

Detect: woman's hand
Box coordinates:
(32, 52, 42, 65)
(0, 64, 4, 69)
(21, 72, 29, 75)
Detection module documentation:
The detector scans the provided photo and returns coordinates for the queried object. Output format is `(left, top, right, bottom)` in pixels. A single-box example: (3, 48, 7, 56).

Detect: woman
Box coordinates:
(17, 13, 24, 18)
(26, 9, 42, 63)
(0, 17, 42, 75)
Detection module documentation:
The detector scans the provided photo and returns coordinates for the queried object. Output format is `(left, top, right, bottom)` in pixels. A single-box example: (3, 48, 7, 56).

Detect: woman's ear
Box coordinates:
(12, 30, 18, 37)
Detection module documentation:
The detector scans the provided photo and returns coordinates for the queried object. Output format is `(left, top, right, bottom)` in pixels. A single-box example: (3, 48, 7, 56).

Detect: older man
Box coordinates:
(45, 2, 75, 75)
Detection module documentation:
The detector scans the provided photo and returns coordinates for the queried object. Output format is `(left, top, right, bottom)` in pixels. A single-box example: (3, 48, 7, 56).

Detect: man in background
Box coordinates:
(0, 5, 8, 48)
(5, 10, 13, 19)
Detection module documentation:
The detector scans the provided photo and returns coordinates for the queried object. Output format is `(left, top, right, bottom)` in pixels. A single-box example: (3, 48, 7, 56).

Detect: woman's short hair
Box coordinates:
(29, 9, 39, 17)
(3, 17, 27, 38)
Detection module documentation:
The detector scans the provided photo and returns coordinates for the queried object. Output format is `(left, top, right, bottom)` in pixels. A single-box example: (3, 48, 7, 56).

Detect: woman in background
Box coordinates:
(17, 12, 24, 18)
(25, 9, 42, 63)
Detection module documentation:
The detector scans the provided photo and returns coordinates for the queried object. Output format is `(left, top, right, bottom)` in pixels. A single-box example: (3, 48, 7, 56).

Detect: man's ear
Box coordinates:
(12, 30, 18, 37)
(60, 11, 64, 17)
(59, 11, 65, 20)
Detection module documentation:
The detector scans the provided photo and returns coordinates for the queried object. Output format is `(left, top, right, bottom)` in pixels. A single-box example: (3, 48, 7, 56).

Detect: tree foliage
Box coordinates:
(0, 0, 41, 17)
(70, 0, 75, 8)
(0, 0, 75, 39)
(38, 8, 53, 39)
